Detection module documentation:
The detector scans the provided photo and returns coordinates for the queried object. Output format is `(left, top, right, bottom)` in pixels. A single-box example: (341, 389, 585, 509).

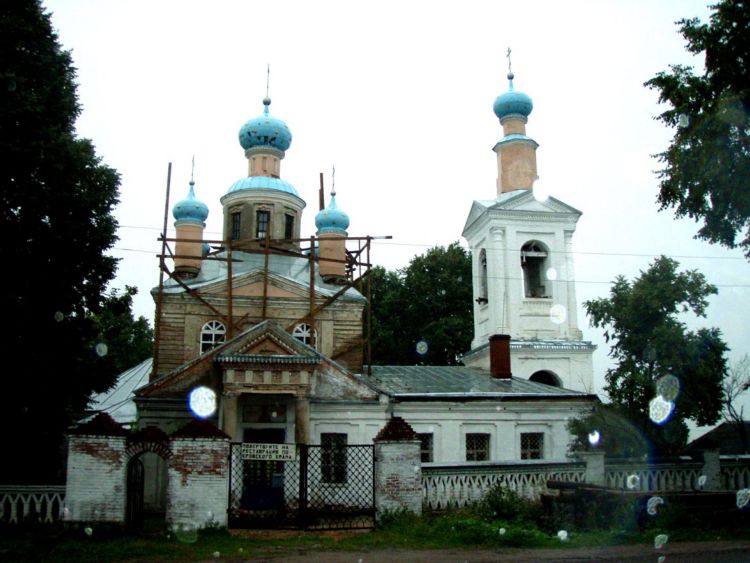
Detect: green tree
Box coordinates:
(645, 1, 750, 257)
(0, 1, 121, 483)
(365, 243, 473, 365)
(584, 256, 728, 457)
(91, 286, 154, 376)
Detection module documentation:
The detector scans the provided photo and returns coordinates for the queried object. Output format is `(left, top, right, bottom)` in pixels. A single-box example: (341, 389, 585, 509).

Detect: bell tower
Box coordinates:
(461, 63, 595, 393)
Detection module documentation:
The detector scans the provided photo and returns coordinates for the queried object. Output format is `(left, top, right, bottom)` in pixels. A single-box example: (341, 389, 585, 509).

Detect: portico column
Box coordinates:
(222, 392, 239, 441)
(294, 393, 310, 444)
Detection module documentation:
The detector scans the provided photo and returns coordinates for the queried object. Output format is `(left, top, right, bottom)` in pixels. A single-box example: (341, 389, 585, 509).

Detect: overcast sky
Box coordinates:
(43, 0, 750, 432)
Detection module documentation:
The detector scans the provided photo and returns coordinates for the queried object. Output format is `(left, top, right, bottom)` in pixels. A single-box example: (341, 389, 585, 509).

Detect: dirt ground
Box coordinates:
(216, 532, 750, 562)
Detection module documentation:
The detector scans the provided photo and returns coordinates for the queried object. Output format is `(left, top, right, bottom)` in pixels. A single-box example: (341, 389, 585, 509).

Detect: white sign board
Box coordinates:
(241, 442, 296, 461)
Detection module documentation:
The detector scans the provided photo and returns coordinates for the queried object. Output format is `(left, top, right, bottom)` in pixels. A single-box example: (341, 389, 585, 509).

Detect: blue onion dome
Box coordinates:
(238, 97, 292, 152)
(315, 192, 349, 234)
(173, 181, 209, 224)
(493, 72, 533, 120)
(226, 176, 300, 197)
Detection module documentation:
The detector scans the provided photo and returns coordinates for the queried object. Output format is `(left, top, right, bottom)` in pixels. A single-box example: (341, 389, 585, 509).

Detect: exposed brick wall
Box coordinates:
(374, 439, 422, 518)
(166, 437, 229, 529)
(64, 435, 127, 523)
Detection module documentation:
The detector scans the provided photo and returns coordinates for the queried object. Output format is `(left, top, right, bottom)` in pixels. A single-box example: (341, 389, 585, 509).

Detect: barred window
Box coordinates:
(418, 433, 433, 463)
(520, 432, 544, 460)
(321, 433, 347, 483)
(284, 213, 295, 240)
(200, 320, 226, 353)
(465, 433, 490, 462)
(256, 209, 270, 239)
(231, 211, 241, 241)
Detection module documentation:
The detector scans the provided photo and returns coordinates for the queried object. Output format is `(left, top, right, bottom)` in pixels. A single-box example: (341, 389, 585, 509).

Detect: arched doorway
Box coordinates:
(125, 427, 171, 531)
(529, 370, 562, 387)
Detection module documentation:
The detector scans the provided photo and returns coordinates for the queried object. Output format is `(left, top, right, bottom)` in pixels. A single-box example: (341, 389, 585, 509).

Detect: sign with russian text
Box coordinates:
(241, 442, 296, 461)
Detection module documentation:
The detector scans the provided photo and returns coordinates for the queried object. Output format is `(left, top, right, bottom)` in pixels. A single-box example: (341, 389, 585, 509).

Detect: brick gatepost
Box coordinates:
(373, 416, 422, 518)
(64, 413, 129, 524)
(167, 419, 230, 529)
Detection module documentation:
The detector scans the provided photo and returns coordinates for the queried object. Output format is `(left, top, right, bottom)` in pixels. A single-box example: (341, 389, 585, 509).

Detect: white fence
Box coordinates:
(422, 461, 586, 510)
(605, 462, 704, 492)
(0, 486, 65, 524)
(721, 458, 750, 490)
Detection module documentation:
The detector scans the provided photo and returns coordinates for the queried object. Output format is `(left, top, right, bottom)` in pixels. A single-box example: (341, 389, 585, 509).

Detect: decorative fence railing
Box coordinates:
(721, 458, 750, 490)
(605, 461, 704, 492)
(422, 461, 586, 510)
(0, 486, 66, 524)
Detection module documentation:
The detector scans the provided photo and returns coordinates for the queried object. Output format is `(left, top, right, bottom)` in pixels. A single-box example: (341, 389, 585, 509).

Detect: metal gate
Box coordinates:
(125, 456, 145, 531)
(228, 443, 374, 530)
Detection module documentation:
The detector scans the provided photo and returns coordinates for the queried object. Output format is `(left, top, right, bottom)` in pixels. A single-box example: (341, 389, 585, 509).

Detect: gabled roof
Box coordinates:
(136, 320, 320, 398)
(462, 189, 582, 236)
(366, 365, 596, 400)
(689, 422, 750, 455)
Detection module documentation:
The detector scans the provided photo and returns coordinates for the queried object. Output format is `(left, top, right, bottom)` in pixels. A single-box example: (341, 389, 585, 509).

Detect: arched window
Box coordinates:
(200, 320, 226, 353)
(529, 370, 561, 387)
(521, 241, 549, 298)
(292, 323, 317, 349)
(477, 249, 488, 304)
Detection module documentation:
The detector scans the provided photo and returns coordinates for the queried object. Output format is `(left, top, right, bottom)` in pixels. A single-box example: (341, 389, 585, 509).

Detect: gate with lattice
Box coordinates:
(228, 443, 374, 530)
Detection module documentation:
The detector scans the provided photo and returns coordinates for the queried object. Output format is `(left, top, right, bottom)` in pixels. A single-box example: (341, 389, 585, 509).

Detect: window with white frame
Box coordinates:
(465, 433, 490, 462)
(418, 433, 434, 463)
(321, 433, 347, 483)
(200, 320, 226, 353)
(520, 432, 544, 460)
(292, 323, 317, 348)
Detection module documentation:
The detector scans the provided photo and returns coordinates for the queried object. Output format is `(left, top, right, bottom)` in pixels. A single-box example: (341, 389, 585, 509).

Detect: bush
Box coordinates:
(476, 485, 542, 526)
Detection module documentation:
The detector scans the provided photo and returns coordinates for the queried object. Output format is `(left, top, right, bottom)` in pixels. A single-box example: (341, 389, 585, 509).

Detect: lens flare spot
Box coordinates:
(737, 488, 750, 509)
(54, 311, 64, 322)
(678, 113, 690, 128)
(657, 556, 666, 563)
(84, 526, 93, 536)
(697, 475, 707, 489)
(174, 521, 199, 543)
(656, 374, 680, 402)
(546, 267, 558, 281)
(533, 178, 551, 202)
(416, 340, 429, 356)
(588, 430, 601, 446)
(654, 533, 669, 549)
(189, 386, 217, 419)
(647, 496, 665, 516)
(95, 342, 108, 357)
(557, 529, 568, 542)
(498, 527, 506, 535)
(649, 395, 675, 425)
(626, 474, 640, 490)
(549, 304, 567, 325)
(212, 552, 220, 559)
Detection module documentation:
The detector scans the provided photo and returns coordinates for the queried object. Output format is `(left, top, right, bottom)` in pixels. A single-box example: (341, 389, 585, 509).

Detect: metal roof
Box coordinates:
(366, 365, 591, 399)
(85, 358, 152, 425)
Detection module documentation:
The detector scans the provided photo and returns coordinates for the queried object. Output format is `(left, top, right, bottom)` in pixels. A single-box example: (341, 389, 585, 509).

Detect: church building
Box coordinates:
(85, 69, 598, 517)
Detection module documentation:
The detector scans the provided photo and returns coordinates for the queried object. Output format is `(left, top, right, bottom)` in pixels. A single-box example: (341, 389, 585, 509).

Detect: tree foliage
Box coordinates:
(0, 1, 123, 482)
(92, 286, 154, 376)
(645, 1, 750, 257)
(365, 243, 473, 365)
(584, 256, 728, 456)
(722, 354, 750, 454)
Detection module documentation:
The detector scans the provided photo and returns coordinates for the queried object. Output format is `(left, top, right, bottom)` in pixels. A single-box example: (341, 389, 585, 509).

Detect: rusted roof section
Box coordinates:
(71, 412, 129, 437)
(374, 416, 418, 441)
(172, 418, 230, 439)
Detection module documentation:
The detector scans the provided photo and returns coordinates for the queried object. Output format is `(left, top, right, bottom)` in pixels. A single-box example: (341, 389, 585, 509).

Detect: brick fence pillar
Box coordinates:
(167, 420, 230, 530)
(64, 413, 129, 524)
(702, 449, 721, 489)
(373, 417, 422, 519)
(578, 451, 606, 486)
